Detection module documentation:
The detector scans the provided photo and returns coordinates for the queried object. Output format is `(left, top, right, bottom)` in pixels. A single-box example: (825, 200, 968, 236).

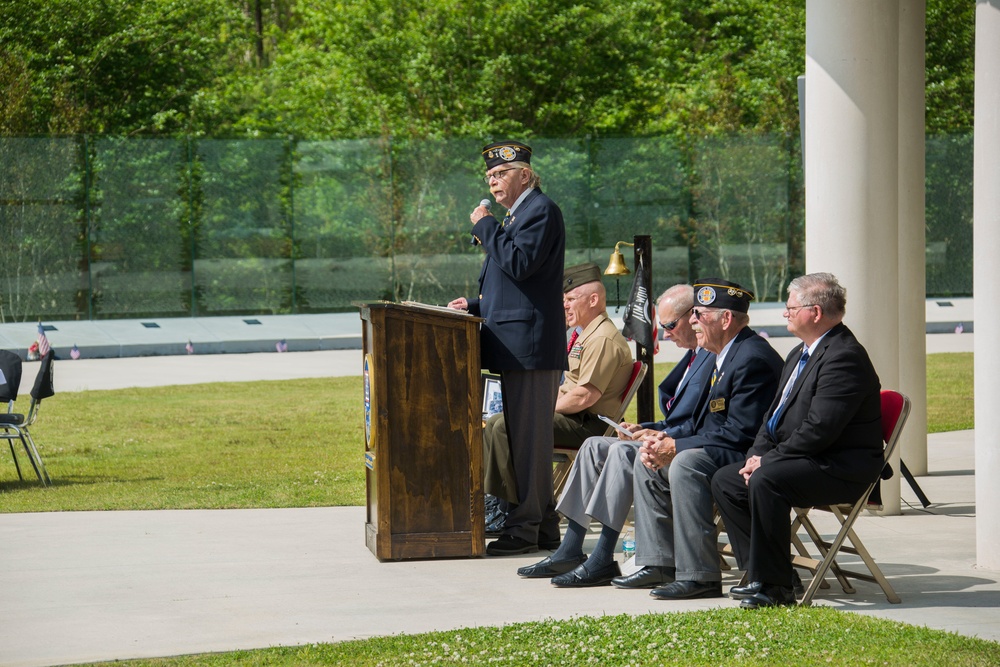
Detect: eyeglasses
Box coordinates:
(692, 308, 720, 321)
(784, 303, 817, 315)
(483, 168, 518, 184)
(661, 307, 693, 331)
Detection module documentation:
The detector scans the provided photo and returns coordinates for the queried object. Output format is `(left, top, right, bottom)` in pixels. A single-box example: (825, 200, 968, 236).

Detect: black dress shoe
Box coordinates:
(649, 580, 723, 600)
(517, 554, 587, 578)
(550, 560, 622, 588)
(538, 537, 561, 550)
(740, 583, 796, 609)
(486, 534, 538, 556)
(730, 571, 804, 600)
(729, 581, 763, 600)
(611, 566, 676, 589)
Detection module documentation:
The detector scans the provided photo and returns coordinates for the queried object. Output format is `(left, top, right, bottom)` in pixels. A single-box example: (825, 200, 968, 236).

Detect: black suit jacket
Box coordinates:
(467, 188, 566, 372)
(641, 347, 714, 440)
(749, 323, 883, 483)
(676, 327, 783, 461)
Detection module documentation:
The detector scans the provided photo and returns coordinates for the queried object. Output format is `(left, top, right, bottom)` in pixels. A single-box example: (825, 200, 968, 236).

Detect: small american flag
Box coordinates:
(37, 323, 52, 357)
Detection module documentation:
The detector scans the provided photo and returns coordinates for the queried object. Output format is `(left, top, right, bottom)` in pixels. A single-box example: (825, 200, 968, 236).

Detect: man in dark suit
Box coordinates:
(447, 141, 567, 556)
(712, 272, 883, 608)
(621, 279, 783, 598)
(516, 284, 713, 584)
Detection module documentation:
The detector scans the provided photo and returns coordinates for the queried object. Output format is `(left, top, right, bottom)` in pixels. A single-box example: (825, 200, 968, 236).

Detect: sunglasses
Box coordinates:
(692, 307, 723, 321)
(661, 306, 693, 331)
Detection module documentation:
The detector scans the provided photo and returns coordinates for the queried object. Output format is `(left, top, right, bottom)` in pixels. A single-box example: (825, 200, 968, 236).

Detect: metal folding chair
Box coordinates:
(791, 389, 910, 605)
(0, 350, 54, 486)
(552, 360, 647, 498)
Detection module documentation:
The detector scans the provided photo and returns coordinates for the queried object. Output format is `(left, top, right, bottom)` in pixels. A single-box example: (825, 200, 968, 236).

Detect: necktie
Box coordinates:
(666, 351, 696, 411)
(502, 210, 512, 227)
(766, 349, 810, 439)
(566, 329, 580, 354)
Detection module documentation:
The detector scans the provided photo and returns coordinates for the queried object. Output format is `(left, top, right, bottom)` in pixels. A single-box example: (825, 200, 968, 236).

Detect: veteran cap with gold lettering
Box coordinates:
(482, 141, 532, 170)
(692, 277, 755, 313)
(563, 263, 602, 293)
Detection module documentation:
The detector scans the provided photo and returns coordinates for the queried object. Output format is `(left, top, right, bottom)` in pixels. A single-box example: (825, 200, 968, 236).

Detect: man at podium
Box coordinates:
(482, 262, 633, 538)
(447, 141, 567, 557)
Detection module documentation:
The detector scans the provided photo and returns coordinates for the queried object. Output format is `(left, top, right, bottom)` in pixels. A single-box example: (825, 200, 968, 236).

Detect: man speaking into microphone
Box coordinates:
(448, 141, 567, 557)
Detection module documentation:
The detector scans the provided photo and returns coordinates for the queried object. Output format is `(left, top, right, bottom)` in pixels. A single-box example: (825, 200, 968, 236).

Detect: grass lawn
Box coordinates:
(81, 608, 1000, 667)
(0, 352, 985, 666)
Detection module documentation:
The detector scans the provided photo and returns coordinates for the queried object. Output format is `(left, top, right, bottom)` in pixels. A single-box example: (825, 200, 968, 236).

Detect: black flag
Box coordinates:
(621, 254, 653, 351)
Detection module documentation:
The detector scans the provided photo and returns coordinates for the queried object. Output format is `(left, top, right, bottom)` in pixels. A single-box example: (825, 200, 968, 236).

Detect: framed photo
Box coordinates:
(482, 374, 503, 419)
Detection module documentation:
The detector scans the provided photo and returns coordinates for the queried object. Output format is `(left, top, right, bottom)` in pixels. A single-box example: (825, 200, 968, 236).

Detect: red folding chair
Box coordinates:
(791, 389, 909, 605)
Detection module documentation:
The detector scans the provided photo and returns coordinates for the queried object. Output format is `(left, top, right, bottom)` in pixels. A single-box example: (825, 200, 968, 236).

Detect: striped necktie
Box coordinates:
(766, 349, 810, 439)
(666, 351, 696, 411)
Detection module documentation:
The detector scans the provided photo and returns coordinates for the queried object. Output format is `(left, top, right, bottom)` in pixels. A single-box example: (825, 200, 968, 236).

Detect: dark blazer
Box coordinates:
(749, 322, 883, 483)
(676, 327, 783, 461)
(467, 188, 567, 372)
(641, 347, 714, 440)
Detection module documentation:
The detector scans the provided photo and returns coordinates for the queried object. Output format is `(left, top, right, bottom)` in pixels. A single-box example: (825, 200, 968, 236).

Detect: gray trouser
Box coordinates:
(556, 436, 639, 531)
(499, 369, 562, 543)
(632, 448, 722, 583)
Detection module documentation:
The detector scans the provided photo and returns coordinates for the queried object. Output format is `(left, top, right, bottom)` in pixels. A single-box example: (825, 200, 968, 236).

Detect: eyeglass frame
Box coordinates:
(661, 306, 693, 331)
(784, 303, 817, 315)
(483, 168, 519, 184)
(692, 307, 727, 321)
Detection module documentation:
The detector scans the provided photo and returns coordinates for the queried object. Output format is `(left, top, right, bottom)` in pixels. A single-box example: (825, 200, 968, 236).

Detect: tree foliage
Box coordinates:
(1, 0, 975, 141)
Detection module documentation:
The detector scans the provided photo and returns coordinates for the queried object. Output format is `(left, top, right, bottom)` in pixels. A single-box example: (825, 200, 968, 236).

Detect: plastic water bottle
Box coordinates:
(622, 528, 636, 560)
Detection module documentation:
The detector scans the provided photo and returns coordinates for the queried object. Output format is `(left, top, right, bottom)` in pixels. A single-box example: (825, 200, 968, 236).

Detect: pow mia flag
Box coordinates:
(621, 253, 654, 351)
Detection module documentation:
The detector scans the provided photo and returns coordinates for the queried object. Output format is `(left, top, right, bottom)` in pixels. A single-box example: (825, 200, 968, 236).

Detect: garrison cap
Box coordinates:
(692, 277, 755, 313)
(563, 263, 602, 293)
(482, 141, 532, 170)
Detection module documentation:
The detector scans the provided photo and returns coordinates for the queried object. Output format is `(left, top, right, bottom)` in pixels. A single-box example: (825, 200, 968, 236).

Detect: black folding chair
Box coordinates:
(0, 350, 54, 486)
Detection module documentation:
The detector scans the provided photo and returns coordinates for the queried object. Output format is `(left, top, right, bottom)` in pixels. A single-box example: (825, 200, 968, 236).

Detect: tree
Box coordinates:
(0, 0, 247, 135)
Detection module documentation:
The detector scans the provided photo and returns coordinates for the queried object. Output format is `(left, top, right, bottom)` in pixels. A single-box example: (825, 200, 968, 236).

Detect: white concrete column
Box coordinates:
(805, 0, 901, 512)
(974, 0, 1000, 571)
(898, 1, 928, 476)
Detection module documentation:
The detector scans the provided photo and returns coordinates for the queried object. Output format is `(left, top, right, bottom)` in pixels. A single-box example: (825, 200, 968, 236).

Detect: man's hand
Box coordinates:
(470, 204, 491, 224)
(639, 435, 676, 472)
(447, 297, 469, 311)
(629, 428, 666, 442)
(739, 455, 762, 485)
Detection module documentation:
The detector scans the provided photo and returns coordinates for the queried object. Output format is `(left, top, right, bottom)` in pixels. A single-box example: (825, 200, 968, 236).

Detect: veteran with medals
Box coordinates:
(624, 278, 783, 599)
(448, 141, 567, 557)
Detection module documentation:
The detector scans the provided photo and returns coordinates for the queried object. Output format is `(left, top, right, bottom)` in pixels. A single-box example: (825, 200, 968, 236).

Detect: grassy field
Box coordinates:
(81, 608, 1000, 667)
(0, 353, 974, 510)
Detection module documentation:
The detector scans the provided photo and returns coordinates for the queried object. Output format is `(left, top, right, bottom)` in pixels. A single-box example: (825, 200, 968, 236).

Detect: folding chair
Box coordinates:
(791, 389, 909, 605)
(552, 360, 647, 498)
(0, 350, 54, 486)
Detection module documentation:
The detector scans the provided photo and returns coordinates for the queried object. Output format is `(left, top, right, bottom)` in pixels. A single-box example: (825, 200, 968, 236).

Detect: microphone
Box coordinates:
(470, 199, 492, 246)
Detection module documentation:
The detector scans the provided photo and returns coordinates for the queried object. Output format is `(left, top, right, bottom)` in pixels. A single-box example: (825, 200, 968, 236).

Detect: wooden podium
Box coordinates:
(358, 301, 485, 560)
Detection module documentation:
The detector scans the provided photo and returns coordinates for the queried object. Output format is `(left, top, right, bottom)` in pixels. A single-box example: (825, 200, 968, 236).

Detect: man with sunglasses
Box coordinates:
(517, 284, 715, 585)
(623, 278, 783, 599)
(447, 141, 567, 557)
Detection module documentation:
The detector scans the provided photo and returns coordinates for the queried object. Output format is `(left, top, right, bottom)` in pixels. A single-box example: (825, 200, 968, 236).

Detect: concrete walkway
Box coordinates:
(0, 339, 994, 667)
